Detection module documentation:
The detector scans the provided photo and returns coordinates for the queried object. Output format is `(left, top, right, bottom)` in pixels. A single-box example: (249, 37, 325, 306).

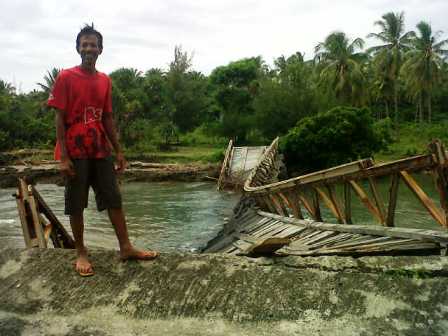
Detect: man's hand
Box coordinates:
(115, 152, 127, 173)
(60, 158, 75, 177)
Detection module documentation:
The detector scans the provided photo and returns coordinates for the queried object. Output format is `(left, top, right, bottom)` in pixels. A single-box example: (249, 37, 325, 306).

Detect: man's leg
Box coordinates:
(108, 207, 159, 260)
(65, 159, 92, 275)
(93, 157, 158, 260)
(70, 212, 93, 274)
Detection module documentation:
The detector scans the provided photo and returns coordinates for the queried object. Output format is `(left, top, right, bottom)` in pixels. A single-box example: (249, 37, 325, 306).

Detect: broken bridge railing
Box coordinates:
(244, 140, 448, 229)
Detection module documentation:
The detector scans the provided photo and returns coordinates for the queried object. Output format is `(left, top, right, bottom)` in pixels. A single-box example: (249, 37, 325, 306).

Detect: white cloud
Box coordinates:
(1, 0, 447, 92)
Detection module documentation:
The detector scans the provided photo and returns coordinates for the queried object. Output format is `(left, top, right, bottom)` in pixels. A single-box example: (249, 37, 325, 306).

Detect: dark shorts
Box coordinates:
(64, 157, 122, 215)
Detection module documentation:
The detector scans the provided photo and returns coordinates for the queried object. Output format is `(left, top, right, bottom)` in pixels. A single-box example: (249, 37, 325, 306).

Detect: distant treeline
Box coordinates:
(1, 11, 447, 165)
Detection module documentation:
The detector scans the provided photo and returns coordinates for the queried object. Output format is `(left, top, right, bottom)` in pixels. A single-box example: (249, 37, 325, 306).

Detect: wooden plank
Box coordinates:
(245, 153, 435, 195)
(245, 158, 373, 193)
(400, 171, 445, 227)
(386, 173, 400, 227)
(244, 237, 291, 256)
(258, 211, 448, 243)
(349, 180, 383, 224)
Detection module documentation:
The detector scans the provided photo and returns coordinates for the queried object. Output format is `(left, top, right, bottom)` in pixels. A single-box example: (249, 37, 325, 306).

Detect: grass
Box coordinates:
(124, 145, 225, 164)
(374, 121, 448, 163)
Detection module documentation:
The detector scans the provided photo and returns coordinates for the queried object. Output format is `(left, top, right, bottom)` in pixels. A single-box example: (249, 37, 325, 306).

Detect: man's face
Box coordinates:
(78, 34, 102, 67)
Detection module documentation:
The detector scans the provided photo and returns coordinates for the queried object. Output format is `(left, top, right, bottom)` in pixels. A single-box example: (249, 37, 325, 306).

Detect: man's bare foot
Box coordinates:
(75, 254, 94, 277)
(120, 247, 159, 261)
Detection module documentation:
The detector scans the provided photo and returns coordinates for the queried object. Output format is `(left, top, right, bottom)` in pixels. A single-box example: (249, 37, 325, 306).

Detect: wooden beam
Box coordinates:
(298, 193, 316, 220)
(386, 173, 400, 227)
(314, 186, 344, 223)
(368, 177, 386, 224)
(283, 191, 303, 219)
(349, 180, 383, 224)
(269, 194, 287, 216)
(429, 141, 448, 228)
(245, 154, 434, 195)
(344, 182, 352, 224)
(313, 189, 322, 222)
(32, 186, 75, 248)
(400, 171, 445, 227)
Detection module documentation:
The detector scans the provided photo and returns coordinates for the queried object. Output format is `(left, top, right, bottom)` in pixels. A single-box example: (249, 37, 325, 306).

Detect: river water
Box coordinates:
(0, 174, 445, 251)
(0, 182, 239, 251)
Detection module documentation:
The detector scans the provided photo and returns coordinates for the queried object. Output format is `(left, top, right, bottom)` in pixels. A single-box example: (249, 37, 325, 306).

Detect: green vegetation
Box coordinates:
(281, 106, 383, 172)
(1, 11, 447, 168)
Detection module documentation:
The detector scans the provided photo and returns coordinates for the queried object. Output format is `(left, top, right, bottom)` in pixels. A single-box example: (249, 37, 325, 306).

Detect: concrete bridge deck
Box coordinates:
(1, 248, 448, 335)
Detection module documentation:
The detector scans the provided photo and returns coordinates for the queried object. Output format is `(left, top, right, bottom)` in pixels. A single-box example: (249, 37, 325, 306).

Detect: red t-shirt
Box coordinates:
(48, 66, 113, 159)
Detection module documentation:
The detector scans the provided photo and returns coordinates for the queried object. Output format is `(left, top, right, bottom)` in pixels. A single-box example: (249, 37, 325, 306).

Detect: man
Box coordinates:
(48, 24, 159, 276)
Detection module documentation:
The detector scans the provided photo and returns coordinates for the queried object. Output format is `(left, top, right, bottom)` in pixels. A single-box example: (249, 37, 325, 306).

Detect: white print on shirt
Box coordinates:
(84, 106, 103, 124)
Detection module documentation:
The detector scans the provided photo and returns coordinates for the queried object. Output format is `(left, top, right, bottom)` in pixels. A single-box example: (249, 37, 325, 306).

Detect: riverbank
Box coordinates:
(0, 162, 220, 188)
(1, 248, 448, 335)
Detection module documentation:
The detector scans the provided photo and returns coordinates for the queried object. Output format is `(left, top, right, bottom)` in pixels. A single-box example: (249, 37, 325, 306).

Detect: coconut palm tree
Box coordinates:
(401, 21, 448, 123)
(367, 12, 415, 124)
(37, 68, 60, 94)
(314, 31, 366, 106)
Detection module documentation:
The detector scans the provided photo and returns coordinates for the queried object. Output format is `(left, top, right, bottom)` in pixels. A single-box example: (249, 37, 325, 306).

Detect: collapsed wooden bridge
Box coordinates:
(206, 138, 448, 256)
(217, 140, 270, 190)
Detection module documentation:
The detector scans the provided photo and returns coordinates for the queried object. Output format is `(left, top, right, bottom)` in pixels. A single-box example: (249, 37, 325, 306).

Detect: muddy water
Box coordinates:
(0, 182, 239, 251)
(0, 173, 446, 251)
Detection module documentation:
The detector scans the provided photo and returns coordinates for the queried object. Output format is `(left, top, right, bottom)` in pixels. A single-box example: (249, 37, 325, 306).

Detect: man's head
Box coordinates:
(76, 24, 103, 68)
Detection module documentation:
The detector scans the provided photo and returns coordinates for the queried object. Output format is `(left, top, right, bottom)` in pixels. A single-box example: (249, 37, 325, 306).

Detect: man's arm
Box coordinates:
(54, 108, 75, 176)
(102, 113, 126, 173)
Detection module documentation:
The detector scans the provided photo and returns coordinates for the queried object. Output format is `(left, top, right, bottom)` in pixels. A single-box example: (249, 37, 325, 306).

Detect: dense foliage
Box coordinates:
(280, 106, 383, 172)
(1, 11, 447, 169)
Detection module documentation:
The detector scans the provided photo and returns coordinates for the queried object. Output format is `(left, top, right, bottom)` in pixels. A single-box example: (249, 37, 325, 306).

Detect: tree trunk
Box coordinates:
(428, 92, 432, 123)
(385, 101, 389, 119)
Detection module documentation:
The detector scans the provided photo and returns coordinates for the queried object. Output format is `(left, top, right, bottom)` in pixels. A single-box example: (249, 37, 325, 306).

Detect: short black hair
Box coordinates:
(76, 23, 103, 51)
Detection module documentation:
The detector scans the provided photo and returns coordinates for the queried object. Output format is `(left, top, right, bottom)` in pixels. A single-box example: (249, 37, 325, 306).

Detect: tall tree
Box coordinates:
(401, 21, 448, 122)
(314, 31, 366, 106)
(210, 57, 264, 143)
(367, 12, 414, 124)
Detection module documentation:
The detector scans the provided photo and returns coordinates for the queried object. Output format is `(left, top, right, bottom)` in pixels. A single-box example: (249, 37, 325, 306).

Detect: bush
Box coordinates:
(180, 123, 227, 146)
(280, 106, 382, 173)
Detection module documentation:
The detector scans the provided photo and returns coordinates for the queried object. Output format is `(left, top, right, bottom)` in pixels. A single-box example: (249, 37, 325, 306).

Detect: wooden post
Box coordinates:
(313, 189, 322, 222)
(429, 140, 448, 228)
(344, 182, 352, 224)
(386, 173, 400, 227)
(27, 191, 47, 248)
(368, 177, 386, 224)
(217, 139, 233, 191)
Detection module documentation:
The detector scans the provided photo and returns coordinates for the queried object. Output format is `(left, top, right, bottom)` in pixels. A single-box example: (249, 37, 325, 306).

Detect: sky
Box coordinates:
(1, 0, 447, 93)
